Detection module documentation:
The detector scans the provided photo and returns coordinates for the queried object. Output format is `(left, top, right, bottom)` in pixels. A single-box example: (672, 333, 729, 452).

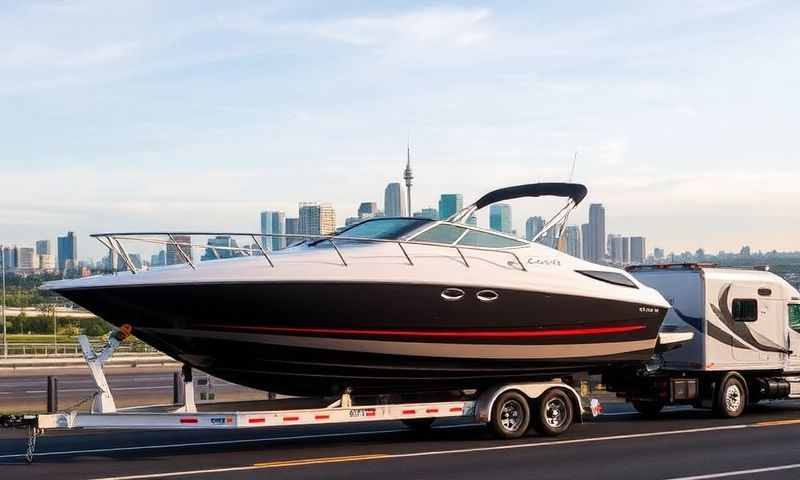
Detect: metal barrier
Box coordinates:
(4, 342, 157, 357)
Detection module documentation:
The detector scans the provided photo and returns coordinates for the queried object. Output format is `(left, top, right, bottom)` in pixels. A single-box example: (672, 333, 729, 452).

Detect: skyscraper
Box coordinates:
(202, 235, 241, 261)
(489, 204, 512, 234)
(608, 234, 623, 265)
(260, 211, 286, 251)
(299, 203, 336, 237)
(413, 208, 439, 220)
(166, 235, 192, 265)
(285, 218, 300, 245)
(438, 194, 463, 220)
(35, 240, 51, 256)
(403, 144, 414, 215)
(525, 216, 545, 241)
(622, 237, 630, 264)
(2, 246, 17, 272)
(17, 247, 36, 272)
(357, 202, 378, 218)
(588, 204, 606, 263)
(630, 237, 646, 264)
(57, 231, 77, 273)
(581, 224, 591, 260)
(563, 225, 581, 258)
(384, 183, 406, 217)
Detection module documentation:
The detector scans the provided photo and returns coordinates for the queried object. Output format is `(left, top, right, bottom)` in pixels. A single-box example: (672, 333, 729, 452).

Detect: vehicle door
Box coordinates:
(785, 303, 800, 373)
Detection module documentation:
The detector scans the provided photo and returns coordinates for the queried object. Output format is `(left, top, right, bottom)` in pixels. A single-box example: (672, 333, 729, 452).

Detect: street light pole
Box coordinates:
(1, 244, 7, 359)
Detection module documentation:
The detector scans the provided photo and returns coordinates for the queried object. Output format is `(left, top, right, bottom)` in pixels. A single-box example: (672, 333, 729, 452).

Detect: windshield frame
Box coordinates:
(309, 217, 434, 246)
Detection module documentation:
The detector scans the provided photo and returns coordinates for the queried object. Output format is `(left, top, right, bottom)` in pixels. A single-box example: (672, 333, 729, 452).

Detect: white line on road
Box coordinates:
(79, 424, 752, 480)
(663, 463, 800, 479)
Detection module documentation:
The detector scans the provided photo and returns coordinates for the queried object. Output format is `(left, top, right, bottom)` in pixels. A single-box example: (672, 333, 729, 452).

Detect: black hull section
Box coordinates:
(56, 281, 667, 396)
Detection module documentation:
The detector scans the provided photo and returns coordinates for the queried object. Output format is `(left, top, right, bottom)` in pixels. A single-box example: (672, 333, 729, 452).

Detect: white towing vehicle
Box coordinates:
(605, 263, 800, 418)
(0, 327, 603, 463)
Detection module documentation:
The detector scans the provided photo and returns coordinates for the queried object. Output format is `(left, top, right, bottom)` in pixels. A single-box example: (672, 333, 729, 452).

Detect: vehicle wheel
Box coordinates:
(714, 376, 746, 418)
(402, 418, 435, 431)
(489, 391, 531, 439)
(632, 400, 664, 417)
(531, 389, 574, 436)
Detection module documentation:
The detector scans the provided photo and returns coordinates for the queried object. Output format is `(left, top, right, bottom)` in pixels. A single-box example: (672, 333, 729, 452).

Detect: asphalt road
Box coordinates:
(3, 401, 800, 479)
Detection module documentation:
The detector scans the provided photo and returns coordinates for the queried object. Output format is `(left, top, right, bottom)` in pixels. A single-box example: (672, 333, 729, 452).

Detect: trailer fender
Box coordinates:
(476, 383, 584, 424)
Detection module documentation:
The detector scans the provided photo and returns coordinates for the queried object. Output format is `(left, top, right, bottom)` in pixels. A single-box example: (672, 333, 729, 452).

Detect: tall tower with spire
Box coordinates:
(403, 143, 414, 215)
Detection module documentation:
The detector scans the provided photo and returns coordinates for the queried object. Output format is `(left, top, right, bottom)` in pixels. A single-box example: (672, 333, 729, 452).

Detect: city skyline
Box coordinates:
(2, 2, 799, 256)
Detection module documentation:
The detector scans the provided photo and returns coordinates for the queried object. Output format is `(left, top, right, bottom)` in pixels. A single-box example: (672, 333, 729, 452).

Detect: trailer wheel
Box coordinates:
(715, 376, 746, 418)
(531, 388, 574, 436)
(489, 390, 530, 439)
(402, 418, 435, 431)
(632, 400, 664, 417)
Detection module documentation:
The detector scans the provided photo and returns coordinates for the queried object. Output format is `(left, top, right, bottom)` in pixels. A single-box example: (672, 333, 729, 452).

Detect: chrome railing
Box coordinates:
(91, 231, 530, 274)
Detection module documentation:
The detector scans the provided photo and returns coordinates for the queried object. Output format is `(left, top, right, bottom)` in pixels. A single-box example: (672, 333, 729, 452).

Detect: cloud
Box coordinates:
(279, 7, 492, 47)
(0, 42, 139, 69)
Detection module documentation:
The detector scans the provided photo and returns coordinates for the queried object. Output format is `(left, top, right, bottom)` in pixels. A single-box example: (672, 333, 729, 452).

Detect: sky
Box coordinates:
(2, 0, 799, 261)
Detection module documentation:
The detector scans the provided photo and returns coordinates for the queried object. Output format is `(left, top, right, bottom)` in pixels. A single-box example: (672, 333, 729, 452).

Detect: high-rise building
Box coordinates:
(202, 235, 241, 261)
(438, 194, 463, 220)
(384, 183, 406, 217)
(587, 204, 606, 263)
(466, 215, 478, 226)
(151, 250, 166, 267)
(260, 211, 286, 251)
(525, 216, 545, 241)
(581, 224, 591, 260)
(285, 218, 300, 245)
(630, 236, 646, 264)
(57, 231, 77, 273)
(17, 247, 37, 272)
(608, 234, 623, 265)
(2, 246, 18, 272)
(563, 225, 581, 258)
(35, 240, 51, 256)
(299, 203, 336, 237)
(489, 204, 512, 234)
(357, 202, 379, 219)
(413, 208, 439, 220)
(166, 235, 193, 265)
(653, 247, 665, 261)
(622, 237, 630, 264)
(345, 217, 362, 226)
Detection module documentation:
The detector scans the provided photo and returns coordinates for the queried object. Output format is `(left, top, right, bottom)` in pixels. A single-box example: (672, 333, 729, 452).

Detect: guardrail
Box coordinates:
(4, 342, 158, 357)
(92, 230, 530, 274)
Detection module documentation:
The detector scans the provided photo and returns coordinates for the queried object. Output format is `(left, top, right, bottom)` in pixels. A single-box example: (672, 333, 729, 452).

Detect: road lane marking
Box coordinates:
(254, 453, 389, 468)
(0, 428, 415, 460)
(86, 424, 752, 480)
(753, 418, 800, 427)
(663, 463, 800, 479)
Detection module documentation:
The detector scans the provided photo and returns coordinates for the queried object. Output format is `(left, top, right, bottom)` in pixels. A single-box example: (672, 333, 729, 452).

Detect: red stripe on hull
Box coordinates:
(199, 324, 646, 338)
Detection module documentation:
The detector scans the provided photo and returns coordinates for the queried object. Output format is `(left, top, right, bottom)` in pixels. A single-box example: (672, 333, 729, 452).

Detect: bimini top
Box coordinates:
(448, 182, 587, 242)
(473, 182, 588, 209)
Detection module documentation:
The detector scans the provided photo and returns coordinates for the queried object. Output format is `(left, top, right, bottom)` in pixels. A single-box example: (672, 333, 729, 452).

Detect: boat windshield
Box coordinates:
(310, 218, 432, 245)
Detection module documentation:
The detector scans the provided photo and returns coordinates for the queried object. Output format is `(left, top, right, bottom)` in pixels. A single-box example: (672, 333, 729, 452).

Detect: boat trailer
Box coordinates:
(1, 329, 602, 463)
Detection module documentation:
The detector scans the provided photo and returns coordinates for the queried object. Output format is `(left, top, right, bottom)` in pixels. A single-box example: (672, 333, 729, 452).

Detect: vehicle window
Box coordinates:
(732, 299, 758, 322)
(412, 224, 466, 245)
(789, 305, 800, 332)
(458, 230, 526, 248)
(310, 218, 431, 246)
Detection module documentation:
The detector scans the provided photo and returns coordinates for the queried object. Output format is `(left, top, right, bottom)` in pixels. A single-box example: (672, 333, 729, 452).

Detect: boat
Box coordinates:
(42, 183, 671, 397)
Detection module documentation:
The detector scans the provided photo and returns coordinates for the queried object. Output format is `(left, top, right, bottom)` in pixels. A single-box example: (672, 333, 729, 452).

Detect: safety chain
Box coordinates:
(25, 426, 42, 464)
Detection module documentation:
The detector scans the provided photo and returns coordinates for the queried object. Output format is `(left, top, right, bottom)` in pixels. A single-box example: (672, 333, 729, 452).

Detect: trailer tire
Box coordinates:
(402, 418, 435, 431)
(531, 388, 574, 436)
(632, 400, 664, 417)
(489, 390, 531, 439)
(714, 375, 746, 418)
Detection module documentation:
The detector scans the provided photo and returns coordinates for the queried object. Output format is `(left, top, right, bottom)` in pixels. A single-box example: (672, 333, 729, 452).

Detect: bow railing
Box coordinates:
(91, 232, 529, 274)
